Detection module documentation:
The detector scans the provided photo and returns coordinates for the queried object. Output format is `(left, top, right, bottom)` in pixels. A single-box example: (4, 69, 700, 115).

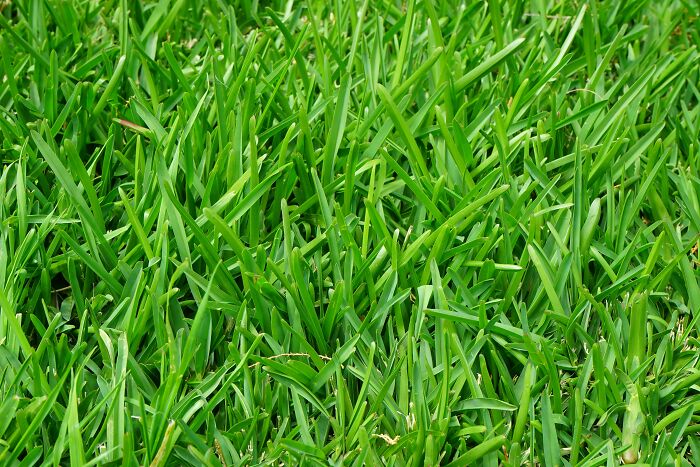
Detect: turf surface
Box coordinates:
(1, 0, 700, 465)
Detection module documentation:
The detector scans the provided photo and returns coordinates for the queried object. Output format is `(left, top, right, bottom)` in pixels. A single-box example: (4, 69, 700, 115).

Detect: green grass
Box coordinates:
(1, 0, 700, 465)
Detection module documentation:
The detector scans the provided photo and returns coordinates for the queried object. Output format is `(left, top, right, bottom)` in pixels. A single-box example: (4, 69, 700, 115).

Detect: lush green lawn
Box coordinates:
(1, 0, 700, 465)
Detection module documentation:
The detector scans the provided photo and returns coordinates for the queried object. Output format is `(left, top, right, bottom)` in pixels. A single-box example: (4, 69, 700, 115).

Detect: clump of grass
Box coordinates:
(1, 0, 700, 465)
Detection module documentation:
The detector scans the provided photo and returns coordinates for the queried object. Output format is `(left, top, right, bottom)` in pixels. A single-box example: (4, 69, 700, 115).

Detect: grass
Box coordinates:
(1, 0, 700, 465)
